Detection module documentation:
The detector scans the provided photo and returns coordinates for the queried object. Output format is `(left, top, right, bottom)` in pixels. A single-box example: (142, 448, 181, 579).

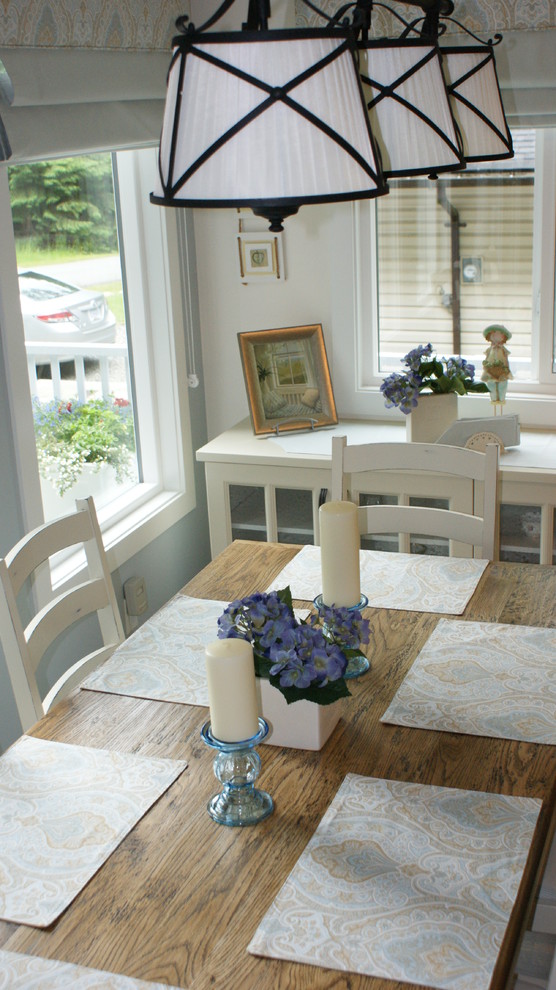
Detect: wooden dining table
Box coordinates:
(1, 539, 555, 990)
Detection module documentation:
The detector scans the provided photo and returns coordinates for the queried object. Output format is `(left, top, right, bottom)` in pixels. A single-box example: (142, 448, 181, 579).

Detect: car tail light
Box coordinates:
(37, 311, 79, 323)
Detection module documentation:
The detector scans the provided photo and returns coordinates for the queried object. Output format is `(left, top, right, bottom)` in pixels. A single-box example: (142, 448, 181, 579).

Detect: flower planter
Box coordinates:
(406, 392, 458, 443)
(256, 677, 342, 750)
(40, 463, 119, 520)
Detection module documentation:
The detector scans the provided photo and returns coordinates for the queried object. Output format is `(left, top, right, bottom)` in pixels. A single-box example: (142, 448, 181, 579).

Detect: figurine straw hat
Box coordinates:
(483, 324, 512, 341)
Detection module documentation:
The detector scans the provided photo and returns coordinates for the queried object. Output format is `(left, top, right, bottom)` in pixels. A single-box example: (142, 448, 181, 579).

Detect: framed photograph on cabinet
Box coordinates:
(238, 324, 337, 436)
(237, 232, 285, 282)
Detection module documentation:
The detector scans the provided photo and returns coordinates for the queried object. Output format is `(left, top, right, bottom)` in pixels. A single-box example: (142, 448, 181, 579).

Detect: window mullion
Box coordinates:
(532, 129, 556, 385)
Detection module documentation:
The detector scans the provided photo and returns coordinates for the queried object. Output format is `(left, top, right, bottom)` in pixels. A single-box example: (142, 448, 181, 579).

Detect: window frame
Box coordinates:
(353, 127, 556, 429)
(0, 146, 196, 587)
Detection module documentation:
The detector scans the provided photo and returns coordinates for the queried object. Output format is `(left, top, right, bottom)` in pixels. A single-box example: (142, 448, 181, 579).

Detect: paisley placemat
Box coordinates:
(248, 773, 541, 990)
(0, 736, 187, 927)
(81, 594, 227, 705)
(0, 949, 181, 989)
(266, 544, 488, 614)
(381, 619, 556, 744)
(82, 595, 309, 707)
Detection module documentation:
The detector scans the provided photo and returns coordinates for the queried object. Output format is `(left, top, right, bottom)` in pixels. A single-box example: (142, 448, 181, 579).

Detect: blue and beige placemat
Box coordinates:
(82, 594, 227, 704)
(82, 595, 309, 706)
(266, 544, 488, 614)
(0, 736, 186, 927)
(248, 772, 541, 990)
(0, 949, 181, 989)
(382, 619, 556, 745)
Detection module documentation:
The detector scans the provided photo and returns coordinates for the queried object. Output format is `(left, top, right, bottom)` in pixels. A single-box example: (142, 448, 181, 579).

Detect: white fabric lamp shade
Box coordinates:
(441, 46, 513, 162)
(151, 29, 388, 227)
(359, 40, 464, 177)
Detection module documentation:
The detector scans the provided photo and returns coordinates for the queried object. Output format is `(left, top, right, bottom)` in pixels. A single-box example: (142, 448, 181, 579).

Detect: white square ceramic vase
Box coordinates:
(256, 677, 341, 750)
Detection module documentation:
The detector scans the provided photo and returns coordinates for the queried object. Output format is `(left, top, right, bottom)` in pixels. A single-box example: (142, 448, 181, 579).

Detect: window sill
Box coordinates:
(51, 484, 195, 592)
(354, 385, 556, 430)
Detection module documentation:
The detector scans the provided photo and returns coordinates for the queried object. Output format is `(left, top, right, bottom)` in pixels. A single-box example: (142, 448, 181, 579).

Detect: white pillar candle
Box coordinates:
(205, 638, 259, 742)
(319, 500, 361, 607)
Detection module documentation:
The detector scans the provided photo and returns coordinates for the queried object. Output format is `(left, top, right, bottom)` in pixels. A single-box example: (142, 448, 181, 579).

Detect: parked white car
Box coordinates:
(19, 270, 117, 344)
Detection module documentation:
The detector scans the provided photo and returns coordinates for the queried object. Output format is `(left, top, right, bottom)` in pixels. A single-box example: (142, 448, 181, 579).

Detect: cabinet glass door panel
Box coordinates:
(276, 488, 314, 545)
(499, 503, 541, 563)
(229, 485, 267, 543)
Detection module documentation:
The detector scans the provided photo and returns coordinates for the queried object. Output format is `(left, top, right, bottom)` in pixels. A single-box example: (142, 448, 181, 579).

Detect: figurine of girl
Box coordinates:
(481, 324, 513, 409)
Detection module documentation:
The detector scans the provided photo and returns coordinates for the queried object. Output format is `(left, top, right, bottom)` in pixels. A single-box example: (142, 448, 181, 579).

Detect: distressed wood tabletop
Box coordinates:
(2, 540, 555, 990)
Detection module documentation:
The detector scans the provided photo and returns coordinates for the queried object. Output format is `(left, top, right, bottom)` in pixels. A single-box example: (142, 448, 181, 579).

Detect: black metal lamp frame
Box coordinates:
(152, 0, 512, 229)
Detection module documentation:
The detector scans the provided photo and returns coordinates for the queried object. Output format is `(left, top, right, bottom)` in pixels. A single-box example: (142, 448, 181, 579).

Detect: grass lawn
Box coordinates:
(15, 241, 114, 269)
(94, 282, 125, 324)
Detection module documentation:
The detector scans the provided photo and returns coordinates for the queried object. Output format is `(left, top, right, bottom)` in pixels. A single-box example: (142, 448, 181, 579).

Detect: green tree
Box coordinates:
(8, 154, 118, 253)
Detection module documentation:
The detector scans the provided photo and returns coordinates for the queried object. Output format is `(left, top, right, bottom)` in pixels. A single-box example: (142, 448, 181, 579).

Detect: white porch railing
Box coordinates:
(25, 341, 131, 405)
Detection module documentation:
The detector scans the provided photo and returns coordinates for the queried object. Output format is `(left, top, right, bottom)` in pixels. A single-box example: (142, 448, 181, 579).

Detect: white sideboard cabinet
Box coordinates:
(196, 419, 556, 564)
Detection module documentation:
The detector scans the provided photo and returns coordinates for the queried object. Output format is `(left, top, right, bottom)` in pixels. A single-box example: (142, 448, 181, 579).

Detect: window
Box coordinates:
(9, 152, 140, 520)
(355, 127, 556, 427)
(273, 341, 310, 388)
(0, 146, 196, 580)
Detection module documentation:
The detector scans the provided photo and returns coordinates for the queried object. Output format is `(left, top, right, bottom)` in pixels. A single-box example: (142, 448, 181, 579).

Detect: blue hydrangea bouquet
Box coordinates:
(217, 588, 370, 706)
(380, 343, 488, 415)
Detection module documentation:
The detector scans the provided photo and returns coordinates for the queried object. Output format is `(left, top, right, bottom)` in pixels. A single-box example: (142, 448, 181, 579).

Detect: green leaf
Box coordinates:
(253, 654, 273, 679)
(276, 585, 294, 614)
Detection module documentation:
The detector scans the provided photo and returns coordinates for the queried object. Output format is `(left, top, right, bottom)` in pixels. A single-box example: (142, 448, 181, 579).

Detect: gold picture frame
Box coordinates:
(237, 232, 284, 282)
(238, 324, 338, 436)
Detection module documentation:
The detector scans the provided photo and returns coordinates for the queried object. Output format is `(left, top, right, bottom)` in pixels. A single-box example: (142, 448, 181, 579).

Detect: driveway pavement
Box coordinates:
(28, 255, 121, 287)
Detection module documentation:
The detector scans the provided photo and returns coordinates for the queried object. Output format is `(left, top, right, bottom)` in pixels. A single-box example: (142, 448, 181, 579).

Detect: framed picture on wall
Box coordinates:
(238, 324, 338, 436)
(237, 232, 285, 282)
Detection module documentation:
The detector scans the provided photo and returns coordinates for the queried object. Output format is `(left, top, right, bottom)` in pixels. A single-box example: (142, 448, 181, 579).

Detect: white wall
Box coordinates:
(194, 204, 352, 438)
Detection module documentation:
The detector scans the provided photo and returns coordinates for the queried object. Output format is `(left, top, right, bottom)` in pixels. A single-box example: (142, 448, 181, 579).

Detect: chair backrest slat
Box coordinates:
(331, 436, 499, 561)
(0, 496, 125, 731)
(25, 578, 114, 668)
(7, 510, 96, 597)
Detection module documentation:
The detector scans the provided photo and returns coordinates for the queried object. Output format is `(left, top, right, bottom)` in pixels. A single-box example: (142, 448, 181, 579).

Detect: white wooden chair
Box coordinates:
(0, 496, 124, 731)
(330, 436, 499, 560)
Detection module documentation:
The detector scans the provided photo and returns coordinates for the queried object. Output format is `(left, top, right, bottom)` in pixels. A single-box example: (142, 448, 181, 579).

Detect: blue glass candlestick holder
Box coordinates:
(313, 593, 370, 679)
(200, 717, 274, 827)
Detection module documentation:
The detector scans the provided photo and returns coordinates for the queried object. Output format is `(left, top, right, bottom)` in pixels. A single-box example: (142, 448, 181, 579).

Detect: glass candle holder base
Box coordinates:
(313, 594, 370, 679)
(201, 718, 274, 827)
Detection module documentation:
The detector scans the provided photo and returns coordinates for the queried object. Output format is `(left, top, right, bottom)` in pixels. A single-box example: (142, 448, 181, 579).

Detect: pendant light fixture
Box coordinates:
(151, 0, 513, 229)
(151, 1, 387, 231)
(359, 38, 464, 177)
(440, 43, 513, 162)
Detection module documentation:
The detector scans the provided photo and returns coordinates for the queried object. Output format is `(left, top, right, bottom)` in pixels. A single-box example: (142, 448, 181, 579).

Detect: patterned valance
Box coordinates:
(294, 0, 553, 34)
(294, 1, 556, 127)
(0, 0, 185, 51)
(0, 1, 190, 160)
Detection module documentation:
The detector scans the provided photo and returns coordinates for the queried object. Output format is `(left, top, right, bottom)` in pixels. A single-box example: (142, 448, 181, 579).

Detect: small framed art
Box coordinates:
(237, 232, 284, 282)
(238, 324, 337, 436)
